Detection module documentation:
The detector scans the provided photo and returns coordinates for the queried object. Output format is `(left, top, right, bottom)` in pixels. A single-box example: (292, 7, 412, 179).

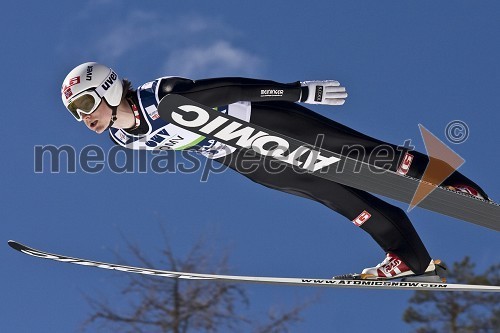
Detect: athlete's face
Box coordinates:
(81, 100, 112, 134)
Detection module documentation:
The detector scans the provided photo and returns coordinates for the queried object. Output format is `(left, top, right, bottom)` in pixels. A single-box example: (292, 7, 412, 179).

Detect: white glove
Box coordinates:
(300, 80, 347, 105)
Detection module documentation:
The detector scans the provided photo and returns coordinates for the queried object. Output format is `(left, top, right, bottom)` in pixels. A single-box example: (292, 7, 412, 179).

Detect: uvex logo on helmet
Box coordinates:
(86, 65, 93, 81)
(101, 71, 118, 91)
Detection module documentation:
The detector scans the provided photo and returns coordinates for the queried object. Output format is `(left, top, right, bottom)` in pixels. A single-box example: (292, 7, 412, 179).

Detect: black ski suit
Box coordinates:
(124, 77, 487, 274)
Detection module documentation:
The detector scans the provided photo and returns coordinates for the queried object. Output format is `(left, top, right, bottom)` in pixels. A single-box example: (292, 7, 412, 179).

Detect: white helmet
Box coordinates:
(61, 62, 123, 121)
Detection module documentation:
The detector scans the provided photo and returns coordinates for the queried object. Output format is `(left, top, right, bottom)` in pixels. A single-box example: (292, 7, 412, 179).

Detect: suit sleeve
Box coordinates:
(157, 77, 305, 107)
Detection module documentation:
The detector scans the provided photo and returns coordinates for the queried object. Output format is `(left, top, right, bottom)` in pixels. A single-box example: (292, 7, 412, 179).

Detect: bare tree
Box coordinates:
(403, 257, 499, 333)
(82, 229, 315, 333)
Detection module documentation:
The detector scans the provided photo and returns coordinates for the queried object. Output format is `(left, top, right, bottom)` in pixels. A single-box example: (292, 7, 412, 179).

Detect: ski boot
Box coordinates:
(334, 253, 446, 283)
(445, 184, 491, 201)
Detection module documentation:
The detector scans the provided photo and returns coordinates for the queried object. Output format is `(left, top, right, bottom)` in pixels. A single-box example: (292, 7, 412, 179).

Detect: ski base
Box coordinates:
(8, 241, 500, 293)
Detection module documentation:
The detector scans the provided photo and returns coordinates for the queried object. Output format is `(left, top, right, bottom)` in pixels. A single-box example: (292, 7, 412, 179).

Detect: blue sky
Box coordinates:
(2, 1, 499, 332)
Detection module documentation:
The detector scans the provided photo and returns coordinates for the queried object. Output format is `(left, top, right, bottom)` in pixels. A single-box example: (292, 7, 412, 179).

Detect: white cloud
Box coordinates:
(58, 7, 264, 78)
(164, 41, 263, 77)
(92, 10, 164, 60)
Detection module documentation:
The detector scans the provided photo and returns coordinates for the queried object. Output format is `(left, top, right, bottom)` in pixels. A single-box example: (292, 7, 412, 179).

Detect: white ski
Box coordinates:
(8, 241, 500, 292)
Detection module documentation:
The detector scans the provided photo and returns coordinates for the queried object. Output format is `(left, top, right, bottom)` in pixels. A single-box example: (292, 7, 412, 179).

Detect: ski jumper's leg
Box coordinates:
(214, 101, 448, 274)
(216, 148, 431, 274)
(249, 101, 488, 198)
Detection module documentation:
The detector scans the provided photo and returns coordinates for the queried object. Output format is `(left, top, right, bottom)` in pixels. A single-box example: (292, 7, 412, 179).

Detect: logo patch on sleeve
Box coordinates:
(353, 210, 371, 227)
(397, 152, 414, 175)
(145, 105, 160, 120)
(115, 130, 129, 144)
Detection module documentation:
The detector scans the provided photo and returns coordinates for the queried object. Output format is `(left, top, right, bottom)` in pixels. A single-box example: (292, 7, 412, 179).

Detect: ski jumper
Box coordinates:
(110, 77, 488, 275)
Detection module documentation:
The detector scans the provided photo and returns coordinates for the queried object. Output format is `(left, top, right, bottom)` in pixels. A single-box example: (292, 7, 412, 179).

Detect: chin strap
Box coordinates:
(104, 104, 118, 131)
(104, 98, 140, 132)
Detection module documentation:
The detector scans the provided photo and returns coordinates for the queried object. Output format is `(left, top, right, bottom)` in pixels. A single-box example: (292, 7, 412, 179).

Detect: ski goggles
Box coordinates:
(66, 89, 103, 121)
